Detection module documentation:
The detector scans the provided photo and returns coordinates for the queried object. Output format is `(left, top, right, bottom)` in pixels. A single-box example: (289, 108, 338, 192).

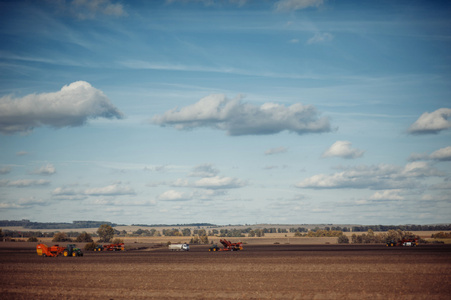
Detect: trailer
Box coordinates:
(103, 243, 125, 251)
(168, 243, 190, 251)
(36, 244, 83, 257)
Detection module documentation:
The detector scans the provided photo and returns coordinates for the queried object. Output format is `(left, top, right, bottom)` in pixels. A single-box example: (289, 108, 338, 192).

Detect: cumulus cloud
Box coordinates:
(31, 164, 56, 175)
(0, 179, 50, 187)
(322, 141, 364, 159)
(296, 162, 443, 190)
(430, 146, 451, 161)
(408, 108, 451, 134)
(189, 164, 219, 177)
(275, 0, 324, 12)
(158, 190, 189, 201)
(307, 32, 334, 45)
(265, 146, 288, 155)
(0, 81, 123, 135)
(369, 190, 404, 201)
(152, 94, 331, 136)
(409, 146, 451, 162)
(84, 183, 135, 196)
(194, 176, 245, 189)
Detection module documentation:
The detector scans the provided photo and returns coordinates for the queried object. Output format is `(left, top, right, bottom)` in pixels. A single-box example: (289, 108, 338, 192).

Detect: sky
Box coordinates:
(0, 0, 450, 226)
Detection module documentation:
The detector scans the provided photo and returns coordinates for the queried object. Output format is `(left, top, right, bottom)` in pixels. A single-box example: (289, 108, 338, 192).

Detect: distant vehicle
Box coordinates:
(386, 238, 418, 247)
(168, 243, 190, 251)
(218, 239, 243, 251)
(209, 244, 221, 251)
(36, 244, 83, 257)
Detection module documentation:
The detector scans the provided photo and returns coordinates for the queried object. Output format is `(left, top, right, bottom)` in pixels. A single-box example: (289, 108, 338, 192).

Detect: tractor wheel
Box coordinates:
(63, 250, 69, 257)
(72, 252, 77, 257)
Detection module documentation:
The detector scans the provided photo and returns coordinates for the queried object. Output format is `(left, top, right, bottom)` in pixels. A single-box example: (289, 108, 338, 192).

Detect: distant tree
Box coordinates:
(112, 238, 124, 244)
(337, 234, 349, 244)
(52, 232, 72, 242)
(248, 230, 255, 237)
(84, 242, 98, 251)
(182, 228, 191, 236)
(27, 236, 38, 242)
(97, 224, 115, 243)
(76, 232, 93, 243)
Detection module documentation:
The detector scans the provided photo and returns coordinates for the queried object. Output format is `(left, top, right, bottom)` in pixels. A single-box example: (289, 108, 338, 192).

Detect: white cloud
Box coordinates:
(0, 166, 11, 174)
(189, 164, 219, 177)
(307, 32, 334, 45)
(152, 94, 331, 136)
(265, 146, 288, 155)
(322, 141, 364, 159)
(84, 183, 135, 196)
(296, 162, 443, 190)
(0, 179, 50, 187)
(194, 176, 245, 189)
(408, 108, 451, 134)
(0, 81, 123, 135)
(430, 146, 451, 161)
(275, 0, 324, 12)
(369, 190, 404, 201)
(0, 197, 48, 209)
(31, 164, 56, 175)
(158, 190, 188, 201)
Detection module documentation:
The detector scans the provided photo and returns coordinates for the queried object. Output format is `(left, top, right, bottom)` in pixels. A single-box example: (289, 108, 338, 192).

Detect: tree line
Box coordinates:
(0, 220, 117, 229)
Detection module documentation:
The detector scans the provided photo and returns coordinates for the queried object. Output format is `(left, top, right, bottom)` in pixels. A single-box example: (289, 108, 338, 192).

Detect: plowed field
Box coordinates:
(1, 243, 450, 299)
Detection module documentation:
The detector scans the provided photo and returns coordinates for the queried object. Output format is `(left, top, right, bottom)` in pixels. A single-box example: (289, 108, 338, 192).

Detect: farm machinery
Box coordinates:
(209, 239, 243, 251)
(36, 244, 83, 257)
(94, 242, 125, 251)
(386, 238, 418, 247)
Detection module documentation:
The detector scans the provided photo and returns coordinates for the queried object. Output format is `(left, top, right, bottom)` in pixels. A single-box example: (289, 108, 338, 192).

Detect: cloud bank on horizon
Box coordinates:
(0, 0, 450, 225)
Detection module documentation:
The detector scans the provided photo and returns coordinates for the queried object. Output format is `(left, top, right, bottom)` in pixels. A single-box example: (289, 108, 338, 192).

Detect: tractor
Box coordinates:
(63, 244, 83, 256)
(36, 244, 83, 257)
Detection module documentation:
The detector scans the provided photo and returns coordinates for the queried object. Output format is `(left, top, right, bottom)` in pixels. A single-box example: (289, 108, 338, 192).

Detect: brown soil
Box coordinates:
(1, 243, 450, 299)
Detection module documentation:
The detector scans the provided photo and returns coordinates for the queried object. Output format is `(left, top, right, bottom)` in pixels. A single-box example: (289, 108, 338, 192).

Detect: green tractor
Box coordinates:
(63, 244, 83, 257)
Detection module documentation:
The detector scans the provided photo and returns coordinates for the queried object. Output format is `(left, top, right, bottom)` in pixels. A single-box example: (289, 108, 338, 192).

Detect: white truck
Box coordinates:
(168, 243, 190, 251)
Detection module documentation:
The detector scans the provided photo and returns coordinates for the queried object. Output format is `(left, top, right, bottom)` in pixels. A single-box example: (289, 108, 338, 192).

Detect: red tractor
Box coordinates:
(219, 239, 243, 251)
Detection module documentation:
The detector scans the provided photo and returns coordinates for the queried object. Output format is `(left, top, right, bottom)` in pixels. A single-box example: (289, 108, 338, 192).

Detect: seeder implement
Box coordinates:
(219, 239, 243, 251)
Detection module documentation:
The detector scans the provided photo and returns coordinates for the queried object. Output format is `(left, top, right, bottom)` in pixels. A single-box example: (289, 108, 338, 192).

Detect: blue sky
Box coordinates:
(1, 0, 450, 225)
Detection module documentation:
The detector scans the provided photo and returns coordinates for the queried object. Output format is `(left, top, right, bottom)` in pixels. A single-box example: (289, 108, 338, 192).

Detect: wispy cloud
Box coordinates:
(84, 183, 136, 196)
(275, 0, 324, 12)
(265, 147, 288, 155)
(30, 164, 56, 175)
(296, 162, 443, 190)
(58, 0, 128, 20)
(0, 179, 50, 187)
(307, 32, 334, 44)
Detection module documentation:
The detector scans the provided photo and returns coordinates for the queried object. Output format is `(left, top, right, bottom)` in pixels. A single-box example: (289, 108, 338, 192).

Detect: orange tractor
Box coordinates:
(37, 244, 83, 257)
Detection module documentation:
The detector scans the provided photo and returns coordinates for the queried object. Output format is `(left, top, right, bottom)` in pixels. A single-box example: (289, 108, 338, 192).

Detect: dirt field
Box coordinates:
(1, 243, 450, 299)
